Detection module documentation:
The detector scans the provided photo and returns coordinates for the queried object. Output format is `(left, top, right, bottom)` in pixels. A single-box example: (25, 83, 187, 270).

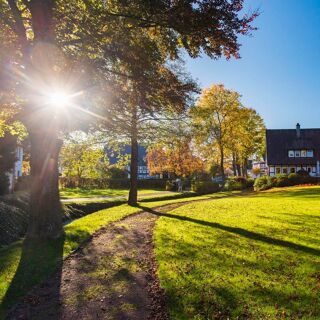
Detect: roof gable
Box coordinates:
(266, 129, 320, 165)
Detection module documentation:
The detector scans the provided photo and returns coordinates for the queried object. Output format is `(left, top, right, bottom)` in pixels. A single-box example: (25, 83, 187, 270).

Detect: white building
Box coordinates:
(8, 146, 23, 192)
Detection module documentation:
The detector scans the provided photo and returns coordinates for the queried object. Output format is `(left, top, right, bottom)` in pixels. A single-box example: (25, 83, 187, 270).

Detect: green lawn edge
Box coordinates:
(0, 191, 239, 316)
(154, 186, 320, 319)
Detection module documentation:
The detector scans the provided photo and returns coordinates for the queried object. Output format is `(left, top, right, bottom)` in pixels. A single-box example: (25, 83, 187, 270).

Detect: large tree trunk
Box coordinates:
(26, 128, 63, 239)
(128, 109, 138, 206)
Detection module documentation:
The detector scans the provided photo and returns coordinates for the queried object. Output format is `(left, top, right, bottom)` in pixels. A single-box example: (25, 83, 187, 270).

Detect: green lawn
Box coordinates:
(154, 186, 320, 319)
(59, 187, 172, 199)
(0, 191, 233, 317)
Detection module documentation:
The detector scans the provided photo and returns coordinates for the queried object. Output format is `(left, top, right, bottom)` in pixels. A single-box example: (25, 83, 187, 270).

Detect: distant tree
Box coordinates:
(191, 84, 241, 181)
(60, 134, 106, 180)
(231, 107, 265, 176)
(146, 120, 205, 177)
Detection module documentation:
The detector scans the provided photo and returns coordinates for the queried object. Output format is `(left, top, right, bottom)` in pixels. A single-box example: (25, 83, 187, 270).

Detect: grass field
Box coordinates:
(155, 186, 320, 319)
(0, 191, 235, 316)
(60, 188, 168, 199)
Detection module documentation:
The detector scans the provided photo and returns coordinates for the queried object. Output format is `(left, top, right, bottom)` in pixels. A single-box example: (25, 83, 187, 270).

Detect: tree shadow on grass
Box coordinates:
(138, 206, 320, 257)
(1, 236, 65, 319)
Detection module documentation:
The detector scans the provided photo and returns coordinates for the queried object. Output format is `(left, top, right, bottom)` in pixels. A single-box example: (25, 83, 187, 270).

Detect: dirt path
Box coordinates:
(6, 203, 184, 320)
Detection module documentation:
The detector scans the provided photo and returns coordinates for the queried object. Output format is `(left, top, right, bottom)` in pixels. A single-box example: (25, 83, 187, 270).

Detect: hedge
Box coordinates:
(254, 173, 319, 191)
(191, 181, 220, 194)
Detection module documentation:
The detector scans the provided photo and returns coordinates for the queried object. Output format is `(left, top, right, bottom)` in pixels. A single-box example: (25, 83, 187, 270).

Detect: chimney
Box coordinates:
(296, 123, 301, 138)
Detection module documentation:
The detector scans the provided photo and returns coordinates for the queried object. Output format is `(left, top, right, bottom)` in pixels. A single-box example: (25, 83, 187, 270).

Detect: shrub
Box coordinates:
(224, 176, 254, 191)
(191, 181, 220, 194)
(274, 174, 290, 187)
(246, 178, 255, 189)
(224, 179, 243, 191)
(288, 173, 300, 185)
(254, 176, 270, 191)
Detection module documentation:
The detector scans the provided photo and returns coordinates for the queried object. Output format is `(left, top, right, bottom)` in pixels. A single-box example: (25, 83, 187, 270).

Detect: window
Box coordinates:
(295, 150, 301, 157)
(282, 168, 287, 174)
(308, 167, 311, 173)
(269, 166, 275, 173)
(312, 166, 317, 173)
(307, 150, 314, 157)
(288, 150, 294, 157)
(301, 150, 307, 157)
(276, 167, 281, 174)
(290, 167, 296, 173)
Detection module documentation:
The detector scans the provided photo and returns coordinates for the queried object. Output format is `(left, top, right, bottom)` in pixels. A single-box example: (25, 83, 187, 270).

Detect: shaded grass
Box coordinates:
(0, 191, 237, 316)
(154, 186, 320, 319)
(60, 188, 168, 199)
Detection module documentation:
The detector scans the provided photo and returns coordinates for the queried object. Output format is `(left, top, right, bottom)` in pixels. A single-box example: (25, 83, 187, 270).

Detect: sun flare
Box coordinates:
(47, 91, 71, 108)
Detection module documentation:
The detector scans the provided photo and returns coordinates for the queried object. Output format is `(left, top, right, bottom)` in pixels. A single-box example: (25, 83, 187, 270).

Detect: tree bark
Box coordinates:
(232, 152, 237, 176)
(220, 145, 225, 182)
(128, 109, 138, 206)
(26, 128, 63, 239)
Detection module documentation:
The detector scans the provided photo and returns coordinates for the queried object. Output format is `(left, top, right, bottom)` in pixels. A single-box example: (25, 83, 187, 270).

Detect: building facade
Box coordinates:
(105, 144, 161, 179)
(8, 146, 24, 191)
(266, 124, 320, 176)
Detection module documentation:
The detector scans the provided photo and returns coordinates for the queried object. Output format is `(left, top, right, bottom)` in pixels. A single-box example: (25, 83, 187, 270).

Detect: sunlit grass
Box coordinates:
(154, 186, 320, 319)
(0, 191, 233, 316)
(60, 188, 171, 199)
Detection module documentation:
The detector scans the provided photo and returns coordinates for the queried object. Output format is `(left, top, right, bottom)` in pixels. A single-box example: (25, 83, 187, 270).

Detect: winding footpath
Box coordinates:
(6, 203, 184, 320)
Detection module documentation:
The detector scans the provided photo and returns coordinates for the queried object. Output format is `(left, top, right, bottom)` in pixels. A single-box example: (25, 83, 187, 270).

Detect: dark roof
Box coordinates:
(266, 128, 320, 165)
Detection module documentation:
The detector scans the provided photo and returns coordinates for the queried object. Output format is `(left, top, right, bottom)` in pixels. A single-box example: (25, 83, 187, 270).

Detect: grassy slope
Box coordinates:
(0, 191, 237, 316)
(60, 188, 170, 199)
(155, 186, 320, 319)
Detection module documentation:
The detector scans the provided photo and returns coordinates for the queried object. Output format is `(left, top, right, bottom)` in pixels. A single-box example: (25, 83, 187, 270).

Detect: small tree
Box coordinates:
(60, 134, 107, 180)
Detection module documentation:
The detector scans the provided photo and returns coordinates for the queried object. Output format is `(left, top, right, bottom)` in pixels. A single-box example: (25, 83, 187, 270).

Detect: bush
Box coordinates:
(288, 173, 300, 185)
(0, 174, 10, 195)
(254, 173, 319, 191)
(246, 178, 255, 189)
(274, 174, 290, 187)
(224, 176, 254, 191)
(254, 176, 270, 191)
(191, 181, 220, 194)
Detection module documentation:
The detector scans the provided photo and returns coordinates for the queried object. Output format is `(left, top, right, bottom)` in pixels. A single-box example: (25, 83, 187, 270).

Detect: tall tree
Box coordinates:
(0, 0, 258, 232)
(191, 84, 241, 181)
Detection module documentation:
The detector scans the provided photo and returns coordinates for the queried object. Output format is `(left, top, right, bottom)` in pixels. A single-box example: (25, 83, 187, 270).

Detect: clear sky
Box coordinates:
(185, 0, 320, 129)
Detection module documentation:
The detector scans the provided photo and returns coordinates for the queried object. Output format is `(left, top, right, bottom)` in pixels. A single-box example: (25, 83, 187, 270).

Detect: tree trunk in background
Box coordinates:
(232, 152, 237, 176)
(220, 146, 225, 182)
(26, 128, 63, 239)
(128, 109, 138, 206)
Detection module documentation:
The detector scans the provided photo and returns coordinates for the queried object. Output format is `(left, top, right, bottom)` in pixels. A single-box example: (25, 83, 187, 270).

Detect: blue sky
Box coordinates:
(185, 0, 320, 129)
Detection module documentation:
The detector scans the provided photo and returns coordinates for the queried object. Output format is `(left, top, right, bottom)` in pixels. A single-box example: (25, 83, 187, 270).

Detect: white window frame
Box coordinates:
(288, 150, 294, 158)
(295, 150, 301, 157)
(307, 150, 314, 157)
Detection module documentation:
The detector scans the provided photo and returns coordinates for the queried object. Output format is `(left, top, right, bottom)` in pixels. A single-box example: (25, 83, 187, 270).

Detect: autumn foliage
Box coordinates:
(146, 139, 204, 177)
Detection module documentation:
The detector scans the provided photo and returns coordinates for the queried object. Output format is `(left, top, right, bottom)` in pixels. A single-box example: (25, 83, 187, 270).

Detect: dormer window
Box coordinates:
(288, 149, 314, 158)
(307, 150, 314, 157)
